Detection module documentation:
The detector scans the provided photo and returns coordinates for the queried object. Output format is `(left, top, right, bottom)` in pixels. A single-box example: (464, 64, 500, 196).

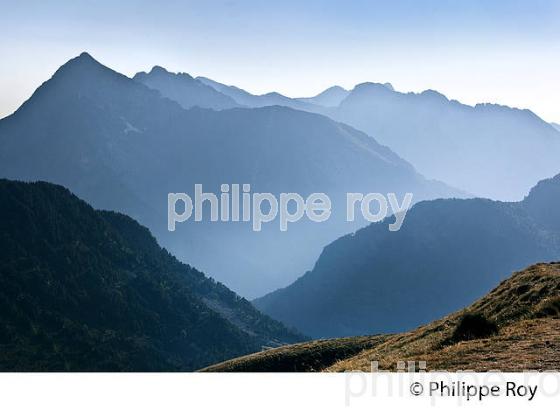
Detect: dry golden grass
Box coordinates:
(201, 335, 389, 372)
(204, 262, 560, 372)
(327, 319, 560, 372)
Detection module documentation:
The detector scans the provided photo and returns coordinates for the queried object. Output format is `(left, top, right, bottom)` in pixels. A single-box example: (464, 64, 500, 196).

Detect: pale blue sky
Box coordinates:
(1, 0, 559, 121)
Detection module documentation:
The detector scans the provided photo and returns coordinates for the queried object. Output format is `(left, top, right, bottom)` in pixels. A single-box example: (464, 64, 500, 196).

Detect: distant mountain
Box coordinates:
(197, 76, 319, 111)
(196, 77, 560, 201)
(208, 262, 560, 372)
(324, 83, 560, 201)
(134, 66, 239, 110)
(0, 53, 460, 298)
(552, 122, 560, 132)
(0, 179, 303, 371)
(254, 174, 560, 338)
(295, 86, 349, 107)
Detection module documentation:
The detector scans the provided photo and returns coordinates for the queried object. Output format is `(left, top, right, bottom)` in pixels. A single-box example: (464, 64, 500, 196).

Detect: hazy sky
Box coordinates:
(1, 0, 559, 122)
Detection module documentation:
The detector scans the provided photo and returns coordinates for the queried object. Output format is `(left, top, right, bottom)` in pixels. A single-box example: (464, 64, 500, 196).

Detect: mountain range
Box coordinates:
(196, 76, 318, 111)
(132, 65, 560, 202)
(0, 179, 303, 371)
(254, 174, 560, 338)
(1, 52, 560, 372)
(323, 84, 560, 201)
(0, 52, 460, 297)
(134, 66, 240, 110)
(194, 76, 560, 201)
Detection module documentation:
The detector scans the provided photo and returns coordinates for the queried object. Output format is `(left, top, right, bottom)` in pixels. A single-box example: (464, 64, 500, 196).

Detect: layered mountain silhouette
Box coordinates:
(295, 85, 349, 107)
(200, 78, 560, 201)
(0, 52, 460, 297)
(0, 179, 303, 371)
(196, 76, 319, 111)
(254, 174, 560, 338)
(134, 66, 239, 110)
(325, 84, 560, 200)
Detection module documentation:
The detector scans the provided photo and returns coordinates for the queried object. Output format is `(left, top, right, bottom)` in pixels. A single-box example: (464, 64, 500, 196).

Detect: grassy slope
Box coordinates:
(201, 335, 390, 372)
(204, 262, 560, 372)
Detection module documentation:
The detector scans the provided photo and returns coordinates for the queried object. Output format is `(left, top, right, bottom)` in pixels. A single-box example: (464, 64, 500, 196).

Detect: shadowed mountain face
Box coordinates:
(0, 179, 304, 371)
(0, 53, 460, 298)
(254, 174, 560, 339)
(200, 78, 560, 201)
(134, 66, 239, 110)
(552, 122, 560, 132)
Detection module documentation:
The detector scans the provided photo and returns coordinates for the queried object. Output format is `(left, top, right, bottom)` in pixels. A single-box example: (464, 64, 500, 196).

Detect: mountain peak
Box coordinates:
(62, 52, 102, 69)
(263, 91, 285, 98)
(325, 85, 347, 92)
(353, 82, 394, 94)
(419, 89, 448, 101)
(52, 52, 116, 81)
(382, 82, 394, 91)
(314, 85, 348, 97)
(9, 52, 147, 119)
(78, 51, 94, 60)
(133, 65, 238, 110)
(136, 66, 195, 82)
(296, 85, 350, 107)
(149, 65, 169, 74)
